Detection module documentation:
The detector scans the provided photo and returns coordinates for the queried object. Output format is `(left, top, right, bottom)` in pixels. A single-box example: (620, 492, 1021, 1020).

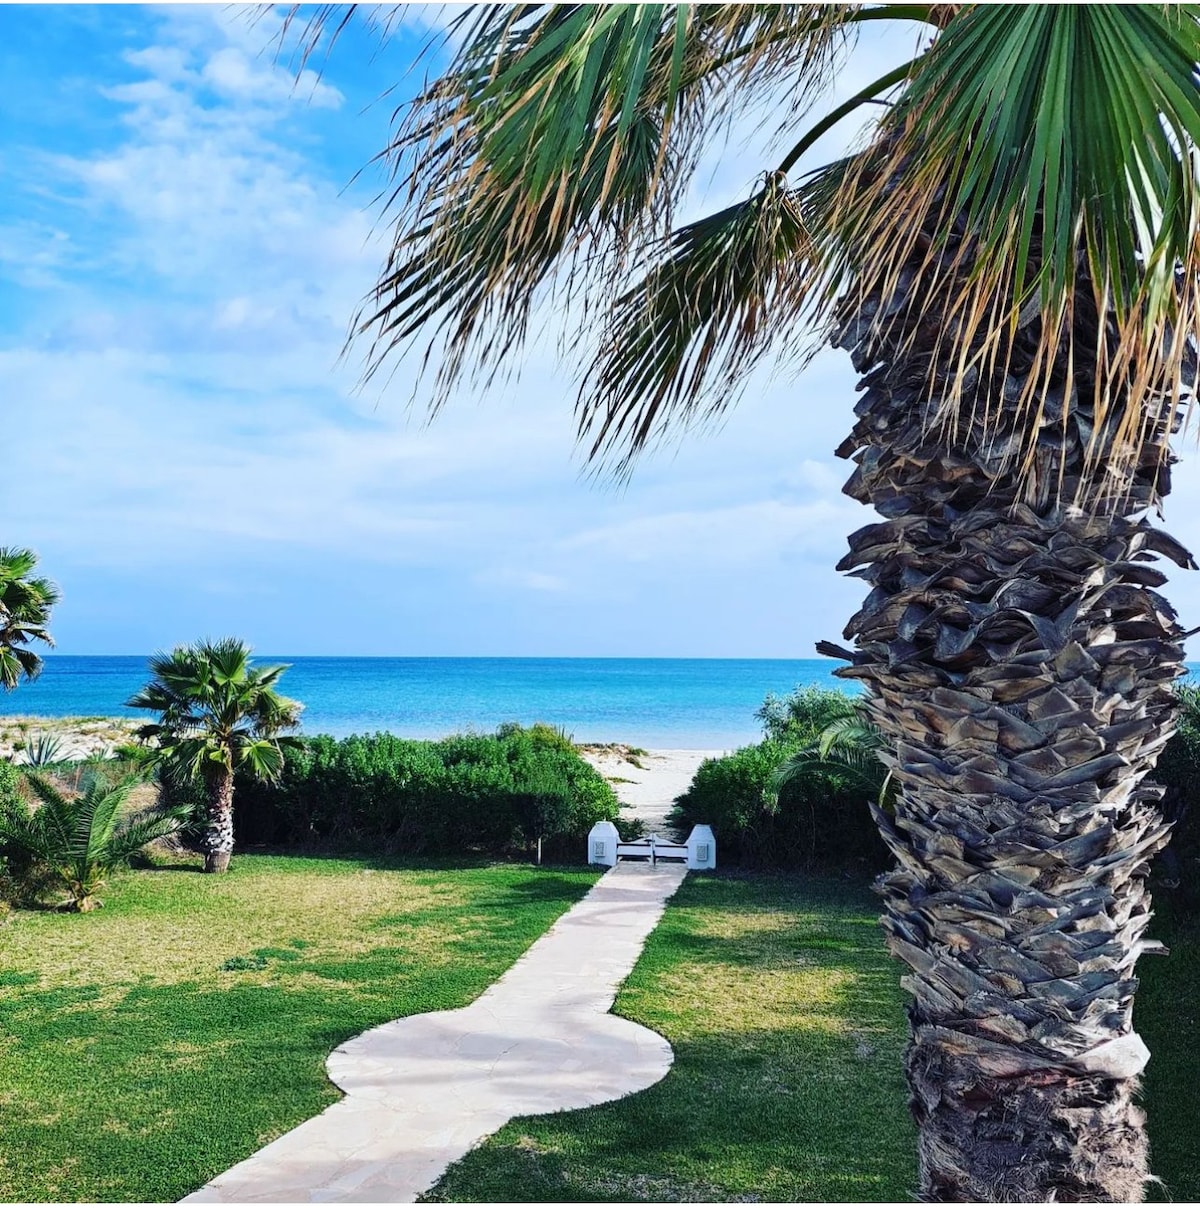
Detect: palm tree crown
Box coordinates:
(127, 638, 302, 782)
(351, 4, 1200, 500)
(127, 638, 302, 874)
(0, 547, 59, 690)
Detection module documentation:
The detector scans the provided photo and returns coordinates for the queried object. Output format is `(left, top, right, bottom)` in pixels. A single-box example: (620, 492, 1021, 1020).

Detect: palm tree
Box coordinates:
(0, 773, 189, 911)
(320, 6, 1200, 1199)
(126, 639, 303, 874)
(0, 547, 59, 690)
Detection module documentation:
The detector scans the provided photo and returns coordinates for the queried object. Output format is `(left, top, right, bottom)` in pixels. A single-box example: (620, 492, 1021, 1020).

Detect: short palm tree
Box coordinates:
(322, 5, 1200, 1199)
(0, 774, 189, 911)
(0, 547, 59, 690)
(126, 639, 303, 874)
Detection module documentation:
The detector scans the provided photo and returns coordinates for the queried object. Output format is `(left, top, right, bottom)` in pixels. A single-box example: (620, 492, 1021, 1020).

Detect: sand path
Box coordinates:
(580, 747, 725, 837)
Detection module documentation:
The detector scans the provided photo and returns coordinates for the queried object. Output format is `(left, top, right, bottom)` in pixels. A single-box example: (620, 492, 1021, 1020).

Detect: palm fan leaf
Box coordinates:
(351, 3, 915, 400)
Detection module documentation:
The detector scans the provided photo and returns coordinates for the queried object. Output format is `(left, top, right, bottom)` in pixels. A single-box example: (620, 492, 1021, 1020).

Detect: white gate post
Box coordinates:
(686, 824, 716, 870)
(587, 820, 620, 867)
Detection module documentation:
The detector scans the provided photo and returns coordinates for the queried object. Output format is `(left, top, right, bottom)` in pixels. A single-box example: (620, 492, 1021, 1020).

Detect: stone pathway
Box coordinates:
(182, 861, 688, 1204)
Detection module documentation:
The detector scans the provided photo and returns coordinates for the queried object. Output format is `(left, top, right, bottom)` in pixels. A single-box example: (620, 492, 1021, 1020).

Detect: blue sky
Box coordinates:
(6, 5, 1200, 659)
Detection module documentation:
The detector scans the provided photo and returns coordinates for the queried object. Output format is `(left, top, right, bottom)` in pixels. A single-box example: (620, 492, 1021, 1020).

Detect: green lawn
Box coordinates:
(427, 873, 918, 1203)
(426, 873, 1200, 1204)
(0, 854, 598, 1203)
(3, 858, 1195, 1204)
(1138, 906, 1200, 1204)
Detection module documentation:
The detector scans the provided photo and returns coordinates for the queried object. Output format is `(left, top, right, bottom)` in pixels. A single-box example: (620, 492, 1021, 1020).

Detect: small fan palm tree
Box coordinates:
(308, 5, 1200, 1197)
(0, 774, 189, 911)
(0, 547, 59, 690)
(126, 638, 303, 874)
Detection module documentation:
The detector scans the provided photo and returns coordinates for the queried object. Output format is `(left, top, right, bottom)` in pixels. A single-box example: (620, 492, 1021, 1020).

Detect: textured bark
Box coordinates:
(203, 769, 235, 875)
(825, 242, 1193, 1200)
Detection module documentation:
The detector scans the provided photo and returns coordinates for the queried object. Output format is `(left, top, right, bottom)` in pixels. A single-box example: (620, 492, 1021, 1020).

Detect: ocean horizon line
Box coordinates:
(9, 657, 1200, 749)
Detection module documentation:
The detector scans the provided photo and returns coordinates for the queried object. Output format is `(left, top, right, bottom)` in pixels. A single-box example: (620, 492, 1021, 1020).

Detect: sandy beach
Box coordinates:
(0, 715, 142, 763)
(579, 745, 725, 837)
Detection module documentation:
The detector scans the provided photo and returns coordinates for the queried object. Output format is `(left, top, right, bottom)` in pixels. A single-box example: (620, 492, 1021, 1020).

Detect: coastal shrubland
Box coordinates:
(231, 724, 620, 859)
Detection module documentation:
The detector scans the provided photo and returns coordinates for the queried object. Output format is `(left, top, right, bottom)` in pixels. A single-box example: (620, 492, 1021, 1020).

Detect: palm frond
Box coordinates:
(354, 3, 881, 403)
(580, 171, 815, 469)
(816, 5, 1200, 504)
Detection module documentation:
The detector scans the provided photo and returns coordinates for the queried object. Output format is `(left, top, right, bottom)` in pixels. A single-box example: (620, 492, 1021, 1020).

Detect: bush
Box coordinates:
(0, 759, 27, 912)
(1151, 682, 1200, 917)
(756, 686, 862, 744)
(230, 724, 620, 860)
(670, 685, 888, 872)
(670, 736, 889, 872)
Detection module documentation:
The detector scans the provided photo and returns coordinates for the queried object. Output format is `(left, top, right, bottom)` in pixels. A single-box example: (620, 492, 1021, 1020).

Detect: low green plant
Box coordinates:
(774, 703, 894, 810)
(0, 774, 190, 911)
(22, 733, 66, 767)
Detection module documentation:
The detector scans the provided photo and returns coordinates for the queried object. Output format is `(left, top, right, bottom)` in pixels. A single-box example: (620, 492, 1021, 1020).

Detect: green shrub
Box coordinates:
(0, 759, 26, 910)
(756, 686, 862, 745)
(670, 686, 887, 872)
(1151, 682, 1200, 916)
(230, 725, 619, 859)
(669, 736, 888, 872)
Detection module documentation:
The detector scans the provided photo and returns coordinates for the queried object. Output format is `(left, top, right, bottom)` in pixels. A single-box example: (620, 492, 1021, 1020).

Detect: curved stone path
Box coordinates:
(182, 861, 688, 1204)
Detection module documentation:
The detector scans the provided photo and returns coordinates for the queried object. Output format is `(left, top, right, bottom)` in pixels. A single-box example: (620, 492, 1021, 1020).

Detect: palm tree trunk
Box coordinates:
(203, 768, 235, 874)
(823, 256, 1192, 1199)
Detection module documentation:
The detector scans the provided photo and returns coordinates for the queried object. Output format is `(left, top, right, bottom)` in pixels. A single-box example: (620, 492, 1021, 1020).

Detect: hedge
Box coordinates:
(228, 723, 620, 860)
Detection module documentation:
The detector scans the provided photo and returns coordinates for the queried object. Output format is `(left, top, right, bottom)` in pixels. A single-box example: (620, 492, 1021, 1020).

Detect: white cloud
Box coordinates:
(201, 46, 343, 109)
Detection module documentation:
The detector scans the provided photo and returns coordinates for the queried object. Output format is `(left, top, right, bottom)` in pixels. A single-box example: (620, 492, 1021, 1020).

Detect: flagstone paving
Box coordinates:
(181, 860, 688, 1204)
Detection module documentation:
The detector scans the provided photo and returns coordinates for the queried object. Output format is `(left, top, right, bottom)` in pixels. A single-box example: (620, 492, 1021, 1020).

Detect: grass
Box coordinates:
(425, 873, 917, 1203)
(2, 853, 1195, 1203)
(0, 853, 598, 1203)
(1138, 906, 1200, 1204)
(424, 873, 1200, 1204)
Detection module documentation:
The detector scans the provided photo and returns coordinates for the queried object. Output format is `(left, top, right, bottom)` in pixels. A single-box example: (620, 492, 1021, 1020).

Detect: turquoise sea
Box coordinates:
(0, 656, 856, 749)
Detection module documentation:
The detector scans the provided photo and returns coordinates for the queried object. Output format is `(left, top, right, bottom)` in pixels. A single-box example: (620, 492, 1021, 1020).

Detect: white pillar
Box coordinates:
(587, 820, 620, 867)
(686, 824, 716, 870)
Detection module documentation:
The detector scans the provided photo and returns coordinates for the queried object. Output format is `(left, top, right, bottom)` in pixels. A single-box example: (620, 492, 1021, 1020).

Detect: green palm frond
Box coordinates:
(128, 639, 303, 789)
(0, 547, 58, 689)
(353, 3, 903, 400)
(773, 707, 894, 805)
(581, 172, 813, 468)
(3, 774, 187, 910)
